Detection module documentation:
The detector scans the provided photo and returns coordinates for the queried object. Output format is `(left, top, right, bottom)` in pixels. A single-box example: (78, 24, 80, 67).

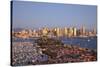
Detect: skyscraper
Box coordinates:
(64, 27, 68, 37)
(68, 27, 73, 37)
(73, 27, 77, 36)
(80, 26, 86, 36)
(42, 27, 48, 36)
(55, 27, 62, 37)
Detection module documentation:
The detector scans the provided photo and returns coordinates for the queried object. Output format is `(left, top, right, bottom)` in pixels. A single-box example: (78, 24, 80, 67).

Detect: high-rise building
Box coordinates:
(28, 29, 32, 37)
(82, 26, 85, 35)
(73, 27, 77, 36)
(33, 29, 37, 37)
(68, 27, 73, 37)
(21, 30, 27, 34)
(53, 28, 57, 36)
(80, 26, 86, 36)
(93, 28, 97, 36)
(42, 27, 48, 36)
(64, 27, 68, 37)
(56, 27, 60, 37)
(55, 27, 62, 37)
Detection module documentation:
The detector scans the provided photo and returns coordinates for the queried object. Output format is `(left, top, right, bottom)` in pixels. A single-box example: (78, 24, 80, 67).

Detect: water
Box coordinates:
(60, 36, 97, 49)
(12, 36, 97, 49)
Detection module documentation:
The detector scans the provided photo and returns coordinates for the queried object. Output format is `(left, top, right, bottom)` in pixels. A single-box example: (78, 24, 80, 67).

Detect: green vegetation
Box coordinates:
(35, 36, 63, 47)
(35, 36, 64, 58)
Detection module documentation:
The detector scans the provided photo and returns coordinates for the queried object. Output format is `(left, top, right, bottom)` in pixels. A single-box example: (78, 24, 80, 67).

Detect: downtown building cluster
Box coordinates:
(12, 26, 96, 38)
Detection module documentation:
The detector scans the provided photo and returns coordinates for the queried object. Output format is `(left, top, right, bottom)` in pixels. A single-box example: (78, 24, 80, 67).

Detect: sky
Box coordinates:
(12, 1, 97, 30)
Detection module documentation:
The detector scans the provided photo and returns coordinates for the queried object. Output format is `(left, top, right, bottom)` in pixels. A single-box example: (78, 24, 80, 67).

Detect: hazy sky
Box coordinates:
(12, 1, 97, 30)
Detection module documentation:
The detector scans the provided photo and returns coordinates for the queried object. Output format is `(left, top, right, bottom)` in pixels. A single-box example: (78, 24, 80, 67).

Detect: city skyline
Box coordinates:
(11, 1, 97, 66)
(12, 1, 97, 30)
